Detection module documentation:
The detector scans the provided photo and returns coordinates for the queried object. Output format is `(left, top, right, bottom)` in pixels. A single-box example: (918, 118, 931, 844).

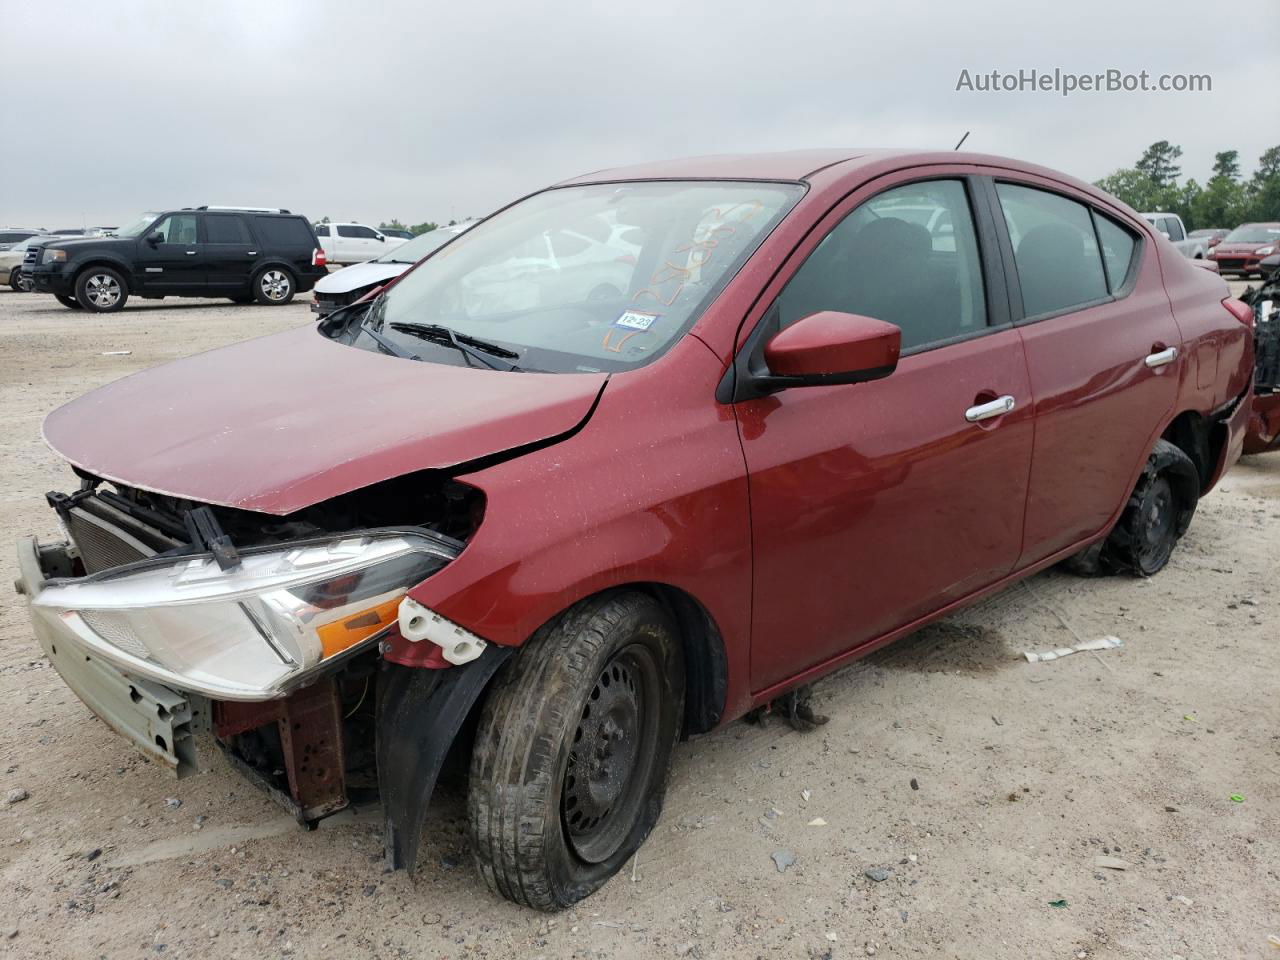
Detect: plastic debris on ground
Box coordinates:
(1023, 635, 1122, 663)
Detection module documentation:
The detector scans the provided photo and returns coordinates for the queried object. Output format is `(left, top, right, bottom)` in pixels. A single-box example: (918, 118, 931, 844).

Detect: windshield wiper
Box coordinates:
(389, 322, 521, 372)
(359, 322, 419, 360)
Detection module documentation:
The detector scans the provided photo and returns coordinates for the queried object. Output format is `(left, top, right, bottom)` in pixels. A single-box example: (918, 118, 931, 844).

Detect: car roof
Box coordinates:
(555, 149, 1085, 186)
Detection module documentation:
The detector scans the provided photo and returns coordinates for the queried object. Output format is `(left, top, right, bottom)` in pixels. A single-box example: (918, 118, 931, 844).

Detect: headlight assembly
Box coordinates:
(42, 248, 67, 264)
(32, 531, 456, 699)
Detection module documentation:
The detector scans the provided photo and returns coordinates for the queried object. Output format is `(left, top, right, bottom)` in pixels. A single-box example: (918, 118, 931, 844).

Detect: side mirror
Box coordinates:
(146, 232, 163, 246)
(376, 234, 385, 242)
(761, 311, 901, 388)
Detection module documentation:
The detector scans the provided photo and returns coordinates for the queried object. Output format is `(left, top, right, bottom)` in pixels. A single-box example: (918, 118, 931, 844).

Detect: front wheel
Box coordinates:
(75, 267, 128, 312)
(469, 591, 685, 910)
(55, 293, 83, 310)
(253, 267, 294, 305)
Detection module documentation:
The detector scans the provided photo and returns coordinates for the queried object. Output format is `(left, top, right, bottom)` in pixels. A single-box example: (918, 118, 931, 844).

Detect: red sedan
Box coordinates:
(1209, 221, 1280, 277)
(17, 149, 1255, 909)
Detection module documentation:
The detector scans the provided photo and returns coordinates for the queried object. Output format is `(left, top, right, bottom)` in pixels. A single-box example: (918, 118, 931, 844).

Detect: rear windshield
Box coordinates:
(333, 180, 802, 373)
(250, 216, 315, 247)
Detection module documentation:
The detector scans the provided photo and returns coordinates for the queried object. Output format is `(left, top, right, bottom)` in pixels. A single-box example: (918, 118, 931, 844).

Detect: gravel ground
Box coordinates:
(0, 287, 1276, 959)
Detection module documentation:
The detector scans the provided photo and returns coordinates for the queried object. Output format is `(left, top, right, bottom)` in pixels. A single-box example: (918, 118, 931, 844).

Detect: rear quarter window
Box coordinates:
(251, 216, 315, 247)
(1092, 213, 1139, 292)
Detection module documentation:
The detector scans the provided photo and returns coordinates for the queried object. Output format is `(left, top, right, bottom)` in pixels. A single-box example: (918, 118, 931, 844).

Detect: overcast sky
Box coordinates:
(5, 0, 1276, 229)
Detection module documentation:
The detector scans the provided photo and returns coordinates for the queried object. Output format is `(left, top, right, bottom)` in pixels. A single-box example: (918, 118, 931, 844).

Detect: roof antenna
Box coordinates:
(954, 131, 970, 151)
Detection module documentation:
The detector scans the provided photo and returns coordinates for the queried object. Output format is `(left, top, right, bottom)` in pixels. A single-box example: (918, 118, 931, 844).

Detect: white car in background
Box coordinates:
(313, 221, 408, 265)
(2, 235, 73, 291)
(1140, 212, 1209, 259)
(311, 221, 477, 316)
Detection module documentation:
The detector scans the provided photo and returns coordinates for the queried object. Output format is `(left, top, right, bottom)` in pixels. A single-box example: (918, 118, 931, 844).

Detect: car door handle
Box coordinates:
(965, 395, 1016, 422)
(247, 250, 257, 256)
(185, 250, 197, 255)
(1144, 346, 1178, 368)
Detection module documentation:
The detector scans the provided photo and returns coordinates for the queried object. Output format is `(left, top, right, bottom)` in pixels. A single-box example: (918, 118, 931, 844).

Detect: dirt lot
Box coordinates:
(0, 288, 1276, 960)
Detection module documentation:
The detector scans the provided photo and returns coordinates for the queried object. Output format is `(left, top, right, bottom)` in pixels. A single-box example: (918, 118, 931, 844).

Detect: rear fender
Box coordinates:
(377, 645, 512, 874)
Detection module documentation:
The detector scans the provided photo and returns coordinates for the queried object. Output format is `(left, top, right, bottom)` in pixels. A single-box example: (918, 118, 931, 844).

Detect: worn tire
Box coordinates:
(253, 267, 294, 305)
(468, 591, 685, 910)
(75, 267, 128, 312)
(55, 293, 83, 310)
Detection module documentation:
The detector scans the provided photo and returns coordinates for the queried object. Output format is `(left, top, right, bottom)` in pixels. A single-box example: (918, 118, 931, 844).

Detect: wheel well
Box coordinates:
(1161, 411, 1213, 492)
(639, 584, 729, 738)
(73, 260, 131, 288)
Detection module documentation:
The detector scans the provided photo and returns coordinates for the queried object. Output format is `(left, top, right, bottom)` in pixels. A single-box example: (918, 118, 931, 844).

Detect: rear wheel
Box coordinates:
(75, 267, 128, 312)
(1065, 439, 1199, 577)
(253, 267, 294, 305)
(9, 267, 34, 292)
(469, 591, 684, 910)
(55, 293, 83, 310)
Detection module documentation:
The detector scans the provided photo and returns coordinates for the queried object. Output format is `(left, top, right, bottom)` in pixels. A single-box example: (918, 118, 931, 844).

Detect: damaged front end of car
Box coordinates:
(14, 469, 504, 852)
(1241, 276, 1280, 453)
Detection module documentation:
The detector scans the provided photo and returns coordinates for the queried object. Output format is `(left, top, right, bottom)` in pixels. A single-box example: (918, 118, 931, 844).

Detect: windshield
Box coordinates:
(376, 224, 471, 264)
(333, 181, 801, 373)
(115, 212, 163, 238)
(1223, 224, 1280, 244)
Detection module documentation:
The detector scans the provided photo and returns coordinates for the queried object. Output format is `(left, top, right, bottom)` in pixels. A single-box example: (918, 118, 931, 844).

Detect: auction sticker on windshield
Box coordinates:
(614, 310, 659, 331)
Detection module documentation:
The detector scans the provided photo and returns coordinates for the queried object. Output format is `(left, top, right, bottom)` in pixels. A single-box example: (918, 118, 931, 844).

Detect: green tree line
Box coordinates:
(1095, 141, 1280, 231)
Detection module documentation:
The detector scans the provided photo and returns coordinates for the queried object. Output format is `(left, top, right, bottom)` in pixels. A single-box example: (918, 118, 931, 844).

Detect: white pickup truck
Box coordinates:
(1140, 212, 1210, 260)
(313, 221, 407, 265)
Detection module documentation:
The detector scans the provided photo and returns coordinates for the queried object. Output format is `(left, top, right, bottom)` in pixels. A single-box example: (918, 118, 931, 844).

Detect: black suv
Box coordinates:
(24, 207, 327, 313)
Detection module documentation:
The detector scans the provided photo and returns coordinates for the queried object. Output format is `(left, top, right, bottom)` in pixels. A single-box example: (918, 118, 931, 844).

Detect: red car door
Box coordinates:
(732, 171, 1034, 693)
(985, 178, 1183, 566)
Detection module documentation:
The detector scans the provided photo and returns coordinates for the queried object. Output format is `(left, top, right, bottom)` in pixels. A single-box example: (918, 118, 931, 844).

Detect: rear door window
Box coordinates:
(204, 214, 251, 245)
(775, 179, 988, 351)
(995, 183, 1108, 318)
(337, 224, 377, 239)
(251, 216, 315, 247)
(1092, 213, 1139, 292)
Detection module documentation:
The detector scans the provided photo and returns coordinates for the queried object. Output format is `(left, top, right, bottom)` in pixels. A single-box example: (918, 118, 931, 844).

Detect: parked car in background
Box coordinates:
(23, 207, 326, 312)
(381, 228, 415, 240)
(1259, 252, 1280, 281)
(16, 149, 1254, 910)
(1140, 212, 1209, 259)
(1208, 222, 1280, 278)
(2, 235, 73, 290)
(1188, 227, 1229, 250)
(312, 220, 477, 316)
(0, 227, 42, 247)
(313, 221, 408, 265)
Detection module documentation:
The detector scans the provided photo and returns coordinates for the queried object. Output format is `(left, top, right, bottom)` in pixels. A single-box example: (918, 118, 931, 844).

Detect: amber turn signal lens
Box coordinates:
(316, 594, 403, 658)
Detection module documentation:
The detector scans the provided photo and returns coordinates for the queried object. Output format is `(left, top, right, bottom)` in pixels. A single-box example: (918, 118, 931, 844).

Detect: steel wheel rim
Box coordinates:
(85, 273, 120, 307)
(1136, 475, 1175, 568)
(561, 643, 662, 864)
(261, 270, 290, 301)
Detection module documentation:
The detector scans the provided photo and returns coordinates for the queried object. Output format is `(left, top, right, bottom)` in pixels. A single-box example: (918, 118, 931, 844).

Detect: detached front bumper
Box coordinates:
(15, 536, 200, 776)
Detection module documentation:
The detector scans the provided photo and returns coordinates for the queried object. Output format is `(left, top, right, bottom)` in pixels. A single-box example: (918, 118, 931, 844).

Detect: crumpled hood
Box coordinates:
(44, 325, 606, 515)
(315, 259, 408, 295)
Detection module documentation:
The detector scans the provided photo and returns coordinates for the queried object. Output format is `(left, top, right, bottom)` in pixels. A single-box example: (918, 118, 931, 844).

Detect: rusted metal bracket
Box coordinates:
(214, 679, 348, 824)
